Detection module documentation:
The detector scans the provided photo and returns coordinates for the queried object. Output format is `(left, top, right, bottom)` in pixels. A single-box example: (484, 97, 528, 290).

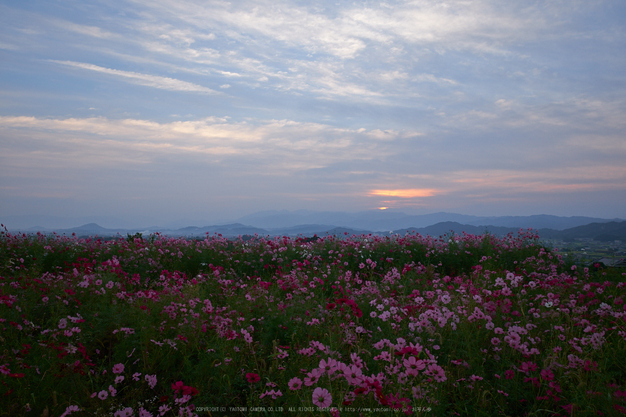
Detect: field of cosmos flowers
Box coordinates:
(1, 224, 625, 416)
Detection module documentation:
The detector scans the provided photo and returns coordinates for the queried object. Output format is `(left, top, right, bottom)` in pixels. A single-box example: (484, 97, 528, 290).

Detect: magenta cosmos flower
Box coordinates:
(246, 373, 260, 383)
(312, 387, 332, 408)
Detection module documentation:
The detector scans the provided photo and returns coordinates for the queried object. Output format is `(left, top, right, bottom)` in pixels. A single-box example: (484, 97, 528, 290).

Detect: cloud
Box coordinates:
(132, 0, 375, 59)
(0, 115, 406, 172)
(50, 60, 220, 94)
(117, 0, 569, 104)
(0, 41, 19, 51)
(413, 74, 458, 85)
(447, 167, 626, 193)
(15, 0, 597, 106)
(369, 189, 438, 198)
(566, 134, 626, 153)
(343, 1, 558, 54)
(54, 20, 116, 39)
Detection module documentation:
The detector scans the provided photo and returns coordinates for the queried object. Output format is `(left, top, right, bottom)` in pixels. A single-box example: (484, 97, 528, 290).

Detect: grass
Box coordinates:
(1, 226, 625, 416)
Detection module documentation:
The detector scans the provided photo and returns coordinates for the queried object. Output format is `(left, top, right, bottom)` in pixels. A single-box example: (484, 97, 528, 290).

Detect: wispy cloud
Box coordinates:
(52, 20, 116, 39)
(0, 115, 401, 171)
(50, 60, 220, 94)
(0, 41, 19, 51)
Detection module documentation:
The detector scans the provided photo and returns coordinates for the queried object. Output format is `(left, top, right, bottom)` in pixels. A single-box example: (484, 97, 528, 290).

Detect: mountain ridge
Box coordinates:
(4, 217, 626, 242)
(4, 210, 622, 232)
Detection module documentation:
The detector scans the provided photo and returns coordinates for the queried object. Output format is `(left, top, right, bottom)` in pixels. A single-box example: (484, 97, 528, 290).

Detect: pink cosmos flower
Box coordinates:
(374, 351, 392, 362)
(540, 368, 554, 381)
(145, 374, 157, 389)
(312, 387, 332, 408)
(288, 377, 303, 390)
(98, 390, 108, 400)
(112, 363, 125, 374)
(59, 405, 81, 417)
(158, 405, 171, 417)
(172, 380, 185, 393)
(519, 361, 537, 374)
(350, 353, 365, 368)
(343, 364, 363, 385)
(426, 364, 446, 382)
(175, 395, 191, 404)
(403, 357, 426, 377)
(549, 381, 562, 393)
(319, 358, 338, 375)
(139, 408, 153, 417)
(583, 360, 598, 372)
(259, 389, 283, 399)
(113, 407, 133, 417)
(304, 368, 322, 386)
(246, 373, 260, 383)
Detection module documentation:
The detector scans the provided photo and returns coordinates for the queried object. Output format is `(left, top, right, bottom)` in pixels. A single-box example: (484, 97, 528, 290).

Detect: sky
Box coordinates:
(1, 0, 625, 228)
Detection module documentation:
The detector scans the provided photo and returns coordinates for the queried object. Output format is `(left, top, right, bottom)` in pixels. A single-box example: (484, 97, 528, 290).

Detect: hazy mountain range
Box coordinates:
(2, 210, 624, 241)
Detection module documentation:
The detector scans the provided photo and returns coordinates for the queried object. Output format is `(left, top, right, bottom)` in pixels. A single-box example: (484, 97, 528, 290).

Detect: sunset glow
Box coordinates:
(370, 189, 438, 198)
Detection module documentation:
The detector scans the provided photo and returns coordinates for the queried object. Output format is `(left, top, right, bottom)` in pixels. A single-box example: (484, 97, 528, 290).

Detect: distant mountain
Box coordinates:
(66, 223, 111, 234)
(4, 210, 624, 241)
(202, 223, 269, 236)
(266, 224, 346, 236)
(464, 215, 620, 230)
(536, 221, 626, 242)
(0, 214, 159, 230)
(235, 210, 620, 232)
(393, 222, 516, 238)
(394, 221, 626, 242)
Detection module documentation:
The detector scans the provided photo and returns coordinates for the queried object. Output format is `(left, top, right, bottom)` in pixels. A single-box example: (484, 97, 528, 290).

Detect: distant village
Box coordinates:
(541, 237, 626, 268)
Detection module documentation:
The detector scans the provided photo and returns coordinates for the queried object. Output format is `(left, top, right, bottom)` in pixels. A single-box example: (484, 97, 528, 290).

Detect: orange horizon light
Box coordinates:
(370, 189, 437, 198)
